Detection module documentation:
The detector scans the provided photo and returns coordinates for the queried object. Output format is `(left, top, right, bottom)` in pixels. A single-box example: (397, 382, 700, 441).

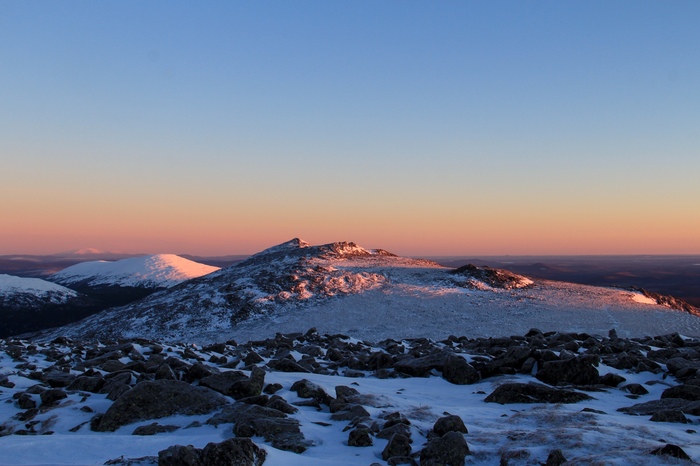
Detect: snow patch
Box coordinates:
(630, 292, 658, 305)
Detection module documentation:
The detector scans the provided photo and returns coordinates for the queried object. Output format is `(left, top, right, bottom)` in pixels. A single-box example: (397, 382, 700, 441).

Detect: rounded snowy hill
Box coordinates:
(0, 274, 77, 305)
(50, 254, 220, 289)
(37, 239, 700, 344)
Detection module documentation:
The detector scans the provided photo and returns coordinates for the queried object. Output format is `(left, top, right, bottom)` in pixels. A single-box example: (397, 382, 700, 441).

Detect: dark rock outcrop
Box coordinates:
(95, 380, 227, 432)
(432, 415, 468, 437)
(484, 383, 593, 404)
(420, 431, 470, 466)
(535, 356, 599, 386)
(158, 438, 266, 466)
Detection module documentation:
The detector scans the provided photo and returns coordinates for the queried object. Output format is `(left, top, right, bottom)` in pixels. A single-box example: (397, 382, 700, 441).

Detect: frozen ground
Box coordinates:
(1, 336, 698, 465)
(200, 280, 700, 345)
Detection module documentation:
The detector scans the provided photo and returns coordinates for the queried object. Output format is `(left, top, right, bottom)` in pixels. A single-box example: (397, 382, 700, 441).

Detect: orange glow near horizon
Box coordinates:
(2, 192, 699, 256)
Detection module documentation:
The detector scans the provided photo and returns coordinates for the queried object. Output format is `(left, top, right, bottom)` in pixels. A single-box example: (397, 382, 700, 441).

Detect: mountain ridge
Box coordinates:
(31, 239, 700, 344)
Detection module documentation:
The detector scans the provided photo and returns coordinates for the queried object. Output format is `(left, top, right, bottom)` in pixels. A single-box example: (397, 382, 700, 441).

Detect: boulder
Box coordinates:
(94, 380, 227, 432)
(442, 354, 479, 385)
(132, 423, 179, 435)
(200, 371, 248, 394)
(661, 384, 700, 401)
(382, 433, 412, 461)
(200, 367, 265, 400)
(620, 383, 648, 395)
(393, 353, 446, 377)
(200, 438, 267, 466)
(290, 379, 333, 405)
(158, 438, 266, 466)
(158, 444, 203, 466)
(330, 404, 371, 422)
(545, 449, 567, 466)
(420, 431, 470, 466)
(67, 375, 105, 393)
(40, 388, 67, 406)
(228, 404, 311, 453)
(650, 444, 691, 460)
(599, 373, 626, 387)
(618, 398, 700, 415)
(484, 383, 593, 404)
(484, 346, 532, 375)
(348, 427, 373, 447)
(377, 423, 412, 440)
(535, 356, 599, 386)
(43, 370, 77, 388)
(230, 367, 266, 400)
(432, 415, 468, 437)
(650, 410, 689, 423)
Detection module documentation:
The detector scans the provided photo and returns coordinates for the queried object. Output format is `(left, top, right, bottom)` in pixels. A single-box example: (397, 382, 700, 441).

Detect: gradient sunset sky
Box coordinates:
(2, 1, 699, 256)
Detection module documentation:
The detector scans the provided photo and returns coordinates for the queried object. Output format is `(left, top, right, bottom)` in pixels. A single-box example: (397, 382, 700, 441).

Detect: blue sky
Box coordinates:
(1, 1, 698, 255)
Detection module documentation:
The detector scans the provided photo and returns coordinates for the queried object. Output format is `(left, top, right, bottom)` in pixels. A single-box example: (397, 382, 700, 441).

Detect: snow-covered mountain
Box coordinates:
(0, 274, 78, 306)
(50, 254, 219, 289)
(36, 239, 700, 344)
(0, 274, 88, 338)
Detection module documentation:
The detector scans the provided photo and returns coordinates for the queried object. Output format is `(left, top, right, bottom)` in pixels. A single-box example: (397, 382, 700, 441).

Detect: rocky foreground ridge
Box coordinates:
(3, 329, 700, 464)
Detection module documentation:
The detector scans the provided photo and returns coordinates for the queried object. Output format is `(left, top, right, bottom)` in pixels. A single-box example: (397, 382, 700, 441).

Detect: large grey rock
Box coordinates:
(330, 404, 371, 422)
(420, 431, 470, 466)
(230, 367, 266, 400)
(432, 415, 468, 437)
(211, 403, 311, 453)
(661, 384, 700, 401)
(158, 438, 266, 466)
(442, 354, 479, 385)
(348, 427, 373, 447)
(95, 380, 227, 432)
(290, 378, 333, 405)
(535, 356, 599, 386)
(200, 367, 265, 400)
(201, 438, 267, 466)
(382, 433, 412, 461)
(200, 371, 248, 394)
(393, 353, 446, 377)
(158, 444, 203, 466)
(650, 410, 689, 423)
(484, 383, 593, 404)
(618, 398, 700, 415)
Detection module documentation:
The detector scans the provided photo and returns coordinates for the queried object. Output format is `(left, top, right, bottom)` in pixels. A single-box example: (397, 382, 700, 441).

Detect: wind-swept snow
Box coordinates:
(50, 254, 219, 288)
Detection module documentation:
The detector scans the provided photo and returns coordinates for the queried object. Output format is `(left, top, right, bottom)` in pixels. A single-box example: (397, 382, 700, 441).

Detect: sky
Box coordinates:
(1, 1, 699, 256)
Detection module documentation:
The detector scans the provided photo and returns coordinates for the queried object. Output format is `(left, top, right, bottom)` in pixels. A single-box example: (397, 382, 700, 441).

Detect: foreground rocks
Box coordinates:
(159, 437, 267, 466)
(2, 328, 700, 464)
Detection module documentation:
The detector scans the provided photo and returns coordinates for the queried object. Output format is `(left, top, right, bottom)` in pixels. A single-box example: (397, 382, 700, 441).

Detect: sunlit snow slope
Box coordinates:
(39, 239, 700, 343)
(50, 254, 219, 289)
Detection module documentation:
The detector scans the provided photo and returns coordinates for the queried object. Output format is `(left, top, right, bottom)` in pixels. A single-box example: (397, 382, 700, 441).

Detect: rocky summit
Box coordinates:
(2, 328, 700, 464)
(31, 239, 700, 344)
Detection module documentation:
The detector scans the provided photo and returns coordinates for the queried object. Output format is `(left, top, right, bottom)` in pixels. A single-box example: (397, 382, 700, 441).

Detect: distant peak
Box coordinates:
(287, 238, 311, 248)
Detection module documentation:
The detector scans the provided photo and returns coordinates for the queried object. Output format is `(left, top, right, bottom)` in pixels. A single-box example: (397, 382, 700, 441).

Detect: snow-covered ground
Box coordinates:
(49, 254, 219, 288)
(1, 335, 698, 465)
